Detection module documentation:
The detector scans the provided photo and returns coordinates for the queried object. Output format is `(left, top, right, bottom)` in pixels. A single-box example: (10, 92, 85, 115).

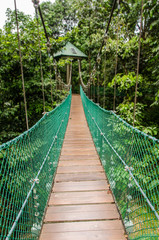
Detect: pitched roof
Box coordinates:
(54, 42, 87, 59)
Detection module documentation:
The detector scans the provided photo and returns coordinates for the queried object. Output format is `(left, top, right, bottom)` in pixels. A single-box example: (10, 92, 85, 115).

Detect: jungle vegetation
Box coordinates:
(0, 0, 159, 144)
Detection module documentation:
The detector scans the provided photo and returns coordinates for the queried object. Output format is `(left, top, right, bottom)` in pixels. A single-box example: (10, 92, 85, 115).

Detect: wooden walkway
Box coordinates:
(40, 95, 126, 240)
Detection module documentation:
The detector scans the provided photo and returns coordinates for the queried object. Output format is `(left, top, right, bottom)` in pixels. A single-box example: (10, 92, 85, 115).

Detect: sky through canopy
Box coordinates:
(0, 0, 55, 29)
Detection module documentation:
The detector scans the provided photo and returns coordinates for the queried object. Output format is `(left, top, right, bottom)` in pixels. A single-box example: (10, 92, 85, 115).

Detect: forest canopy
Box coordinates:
(0, 0, 159, 144)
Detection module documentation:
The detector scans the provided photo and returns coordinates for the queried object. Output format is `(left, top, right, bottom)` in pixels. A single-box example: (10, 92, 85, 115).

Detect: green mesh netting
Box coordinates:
(0, 90, 71, 240)
(81, 86, 159, 240)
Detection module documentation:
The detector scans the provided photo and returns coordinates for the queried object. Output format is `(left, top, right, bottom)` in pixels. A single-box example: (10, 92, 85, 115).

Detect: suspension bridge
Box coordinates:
(0, 0, 159, 239)
(1, 87, 159, 239)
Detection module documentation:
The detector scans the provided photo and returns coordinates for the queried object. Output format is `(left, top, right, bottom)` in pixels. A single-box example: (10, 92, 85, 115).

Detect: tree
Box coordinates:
(40, 0, 78, 37)
(0, 8, 68, 144)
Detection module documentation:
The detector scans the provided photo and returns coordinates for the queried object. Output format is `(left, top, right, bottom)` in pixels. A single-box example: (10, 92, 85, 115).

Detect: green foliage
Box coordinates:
(40, 0, 77, 38)
(142, 126, 158, 137)
(0, 1, 159, 239)
(109, 72, 143, 91)
(116, 101, 144, 125)
(0, 8, 68, 144)
(0, 0, 159, 139)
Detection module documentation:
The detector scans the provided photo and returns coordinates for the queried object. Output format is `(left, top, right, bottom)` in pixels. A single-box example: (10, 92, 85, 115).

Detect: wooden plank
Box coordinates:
(60, 150, 97, 155)
(63, 136, 92, 138)
(49, 191, 114, 205)
(41, 220, 125, 232)
(44, 211, 119, 222)
(62, 144, 94, 148)
(64, 138, 92, 141)
(63, 142, 94, 145)
(45, 204, 116, 214)
(66, 131, 89, 133)
(44, 204, 119, 222)
(62, 145, 94, 148)
(55, 172, 106, 182)
(63, 140, 94, 144)
(40, 230, 126, 240)
(58, 160, 100, 167)
(56, 165, 104, 174)
(53, 180, 109, 192)
(60, 155, 99, 160)
(61, 147, 95, 150)
(65, 131, 90, 133)
(66, 132, 90, 134)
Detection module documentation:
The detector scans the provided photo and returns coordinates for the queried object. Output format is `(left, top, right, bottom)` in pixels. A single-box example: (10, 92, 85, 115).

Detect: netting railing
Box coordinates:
(81, 86, 159, 240)
(0, 90, 71, 240)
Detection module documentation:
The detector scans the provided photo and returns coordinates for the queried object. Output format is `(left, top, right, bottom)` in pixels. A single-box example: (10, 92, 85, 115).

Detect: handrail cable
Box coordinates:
(5, 101, 70, 240)
(81, 87, 159, 221)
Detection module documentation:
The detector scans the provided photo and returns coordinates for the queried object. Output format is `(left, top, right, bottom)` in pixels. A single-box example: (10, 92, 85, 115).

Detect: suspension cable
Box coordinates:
(97, 0, 117, 63)
(31, 0, 50, 44)
(90, 74, 93, 100)
(46, 39, 54, 108)
(78, 0, 117, 93)
(86, 0, 117, 100)
(36, 12, 46, 113)
(14, 0, 29, 130)
(34, 1, 56, 105)
(53, 60, 58, 91)
(133, 0, 143, 127)
(93, 67, 96, 102)
(97, 60, 100, 104)
(57, 60, 72, 90)
(48, 49, 54, 108)
(103, 49, 107, 108)
(32, 0, 55, 109)
(113, 0, 120, 111)
(90, 0, 118, 105)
